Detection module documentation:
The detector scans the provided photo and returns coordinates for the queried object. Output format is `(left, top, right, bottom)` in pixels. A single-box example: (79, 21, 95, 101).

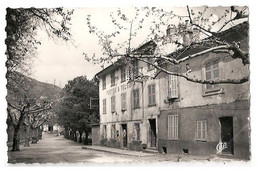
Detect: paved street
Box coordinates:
(8, 132, 138, 163)
(8, 132, 236, 164)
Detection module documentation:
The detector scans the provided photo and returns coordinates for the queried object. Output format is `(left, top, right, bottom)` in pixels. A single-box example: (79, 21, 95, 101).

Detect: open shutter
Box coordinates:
(168, 115, 172, 139)
(168, 75, 178, 99)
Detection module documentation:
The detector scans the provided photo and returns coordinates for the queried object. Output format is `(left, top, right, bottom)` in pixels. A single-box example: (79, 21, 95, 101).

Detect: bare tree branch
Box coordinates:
(136, 57, 249, 85)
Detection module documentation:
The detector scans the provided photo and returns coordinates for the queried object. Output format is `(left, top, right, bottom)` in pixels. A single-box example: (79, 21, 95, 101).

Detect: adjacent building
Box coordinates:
(95, 21, 250, 159)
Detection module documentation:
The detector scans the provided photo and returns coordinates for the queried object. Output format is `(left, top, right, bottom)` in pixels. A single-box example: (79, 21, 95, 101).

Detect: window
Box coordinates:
(168, 115, 178, 139)
(121, 67, 126, 82)
(205, 60, 219, 90)
(132, 59, 139, 77)
(148, 84, 156, 106)
(111, 71, 115, 87)
(147, 57, 155, 70)
(196, 120, 207, 141)
(102, 76, 106, 90)
(135, 123, 141, 141)
(111, 124, 116, 139)
(168, 75, 178, 99)
(102, 99, 106, 114)
(103, 125, 107, 139)
(111, 96, 116, 113)
(121, 93, 127, 111)
(133, 89, 140, 109)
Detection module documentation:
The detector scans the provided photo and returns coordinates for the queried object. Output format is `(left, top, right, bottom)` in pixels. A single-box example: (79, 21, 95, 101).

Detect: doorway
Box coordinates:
(149, 119, 157, 148)
(48, 126, 53, 132)
(219, 117, 234, 155)
(121, 124, 127, 148)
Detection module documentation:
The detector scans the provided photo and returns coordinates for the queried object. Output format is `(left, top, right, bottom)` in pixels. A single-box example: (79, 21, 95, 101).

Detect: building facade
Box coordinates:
(96, 53, 163, 150)
(96, 22, 250, 159)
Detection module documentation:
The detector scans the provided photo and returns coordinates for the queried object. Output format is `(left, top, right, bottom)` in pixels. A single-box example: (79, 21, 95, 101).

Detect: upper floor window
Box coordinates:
(111, 96, 116, 113)
(168, 75, 178, 99)
(147, 57, 155, 70)
(205, 60, 219, 91)
(196, 120, 207, 141)
(148, 84, 156, 106)
(121, 67, 126, 82)
(132, 59, 139, 77)
(133, 89, 140, 109)
(102, 99, 107, 114)
(121, 93, 127, 111)
(102, 76, 106, 90)
(168, 115, 178, 140)
(111, 71, 115, 87)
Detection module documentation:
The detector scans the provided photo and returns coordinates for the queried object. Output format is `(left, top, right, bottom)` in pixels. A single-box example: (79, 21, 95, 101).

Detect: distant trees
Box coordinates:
(58, 76, 99, 144)
(5, 8, 73, 151)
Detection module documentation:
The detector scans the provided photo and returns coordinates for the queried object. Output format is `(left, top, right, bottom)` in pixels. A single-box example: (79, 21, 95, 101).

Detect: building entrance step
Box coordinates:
(143, 148, 159, 154)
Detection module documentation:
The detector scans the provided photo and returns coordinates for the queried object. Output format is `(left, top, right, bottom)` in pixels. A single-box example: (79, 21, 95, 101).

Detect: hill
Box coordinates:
(7, 71, 62, 103)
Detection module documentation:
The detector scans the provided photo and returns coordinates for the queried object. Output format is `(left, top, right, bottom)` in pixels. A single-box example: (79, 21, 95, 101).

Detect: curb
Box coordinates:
(82, 146, 155, 157)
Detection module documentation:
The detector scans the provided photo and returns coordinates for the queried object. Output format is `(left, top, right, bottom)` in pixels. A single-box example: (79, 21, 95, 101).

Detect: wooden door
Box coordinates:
(122, 124, 127, 148)
(220, 117, 234, 155)
(149, 119, 157, 147)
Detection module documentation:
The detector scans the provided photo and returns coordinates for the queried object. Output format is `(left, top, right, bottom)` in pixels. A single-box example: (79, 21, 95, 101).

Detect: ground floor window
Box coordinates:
(196, 120, 207, 141)
(168, 115, 178, 139)
(103, 125, 107, 139)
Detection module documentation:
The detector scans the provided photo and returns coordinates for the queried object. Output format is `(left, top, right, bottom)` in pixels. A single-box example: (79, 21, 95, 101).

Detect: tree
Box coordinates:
(84, 6, 249, 85)
(58, 76, 99, 144)
(23, 99, 54, 147)
(5, 8, 73, 151)
(7, 73, 53, 150)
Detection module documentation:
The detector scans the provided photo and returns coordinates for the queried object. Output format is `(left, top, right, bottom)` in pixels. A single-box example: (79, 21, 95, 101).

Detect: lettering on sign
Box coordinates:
(121, 82, 133, 91)
(106, 87, 116, 95)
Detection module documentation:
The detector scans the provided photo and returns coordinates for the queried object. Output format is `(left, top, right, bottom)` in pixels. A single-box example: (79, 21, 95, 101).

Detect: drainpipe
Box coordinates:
(142, 81, 144, 120)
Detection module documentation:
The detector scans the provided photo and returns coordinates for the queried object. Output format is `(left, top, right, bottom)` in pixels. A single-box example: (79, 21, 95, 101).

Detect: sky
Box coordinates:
(30, 6, 235, 87)
(31, 7, 187, 87)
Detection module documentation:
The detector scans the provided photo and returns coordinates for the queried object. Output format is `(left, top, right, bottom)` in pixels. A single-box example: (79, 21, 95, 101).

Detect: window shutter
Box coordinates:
(168, 115, 172, 139)
(174, 115, 178, 139)
(168, 75, 178, 99)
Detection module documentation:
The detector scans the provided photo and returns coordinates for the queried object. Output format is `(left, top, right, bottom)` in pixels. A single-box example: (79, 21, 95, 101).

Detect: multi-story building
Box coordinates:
(96, 44, 162, 150)
(95, 21, 249, 159)
(156, 21, 249, 160)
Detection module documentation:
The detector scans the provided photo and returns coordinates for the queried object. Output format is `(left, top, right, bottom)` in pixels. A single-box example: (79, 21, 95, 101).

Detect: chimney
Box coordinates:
(166, 24, 177, 36)
(179, 20, 200, 46)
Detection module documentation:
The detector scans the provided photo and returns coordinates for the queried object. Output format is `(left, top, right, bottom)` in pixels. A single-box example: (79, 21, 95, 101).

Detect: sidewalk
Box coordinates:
(81, 145, 245, 162)
(82, 145, 156, 157)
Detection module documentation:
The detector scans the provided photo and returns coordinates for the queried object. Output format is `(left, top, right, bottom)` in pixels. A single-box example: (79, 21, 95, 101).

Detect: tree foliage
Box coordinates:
(58, 76, 99, 141)
(5, 7, 73, 151)
(5, 7, 73, 75)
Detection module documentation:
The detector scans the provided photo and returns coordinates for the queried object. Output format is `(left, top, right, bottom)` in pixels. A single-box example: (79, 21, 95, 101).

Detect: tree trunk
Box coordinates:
(24, 125, 30, 147)
(84, 129, 90, 145)
(12, 127, 20, 151)
(35, 127, 39, 142)
(38, 127, 42, 139)
(74, 131, 77, 142)
(79, 131, 83, 143)
(70, 130, 74, 140)
(31, 128, 38, 143)
(64, 128, 69, 139)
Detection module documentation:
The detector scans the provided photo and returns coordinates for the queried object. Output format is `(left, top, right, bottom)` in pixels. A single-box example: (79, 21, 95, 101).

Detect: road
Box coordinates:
(8, 132, 228, 164)
(8, 132, 142, 163)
